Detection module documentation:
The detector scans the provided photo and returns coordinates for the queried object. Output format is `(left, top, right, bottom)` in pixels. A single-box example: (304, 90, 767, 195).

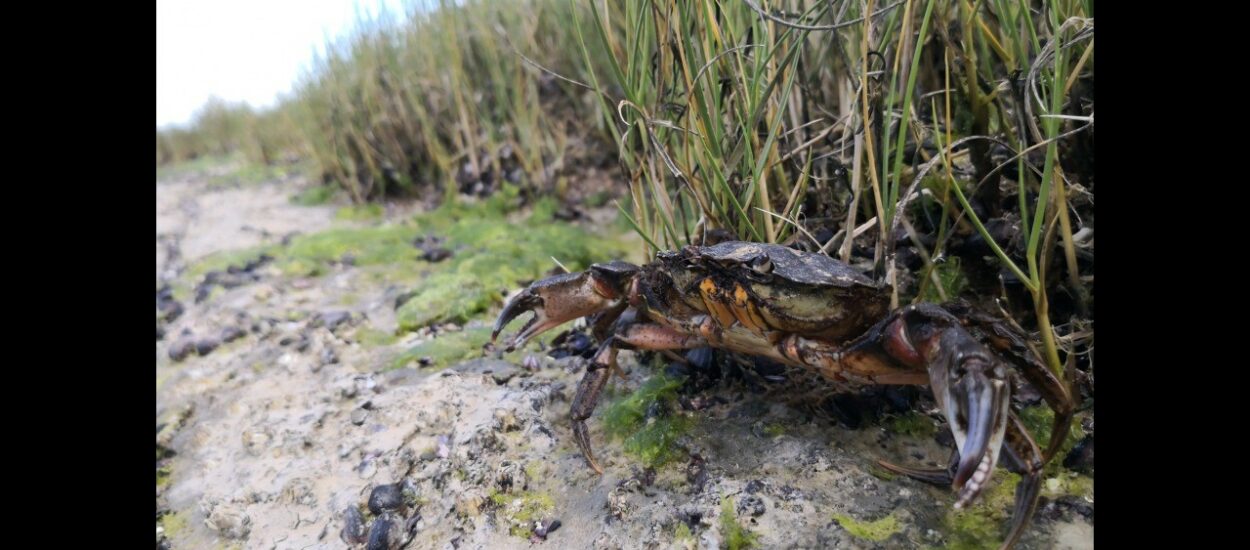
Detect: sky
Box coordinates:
(156, 0, 413, 129)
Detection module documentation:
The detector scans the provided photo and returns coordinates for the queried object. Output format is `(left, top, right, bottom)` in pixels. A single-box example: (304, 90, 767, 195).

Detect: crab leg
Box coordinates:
(568, 322, 706, 474)
(997, 411, 1045, 550)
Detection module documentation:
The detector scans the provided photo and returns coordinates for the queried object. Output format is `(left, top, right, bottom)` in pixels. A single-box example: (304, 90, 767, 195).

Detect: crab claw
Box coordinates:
(492, 262, 637, 352)
(927, 329, 1012, 508)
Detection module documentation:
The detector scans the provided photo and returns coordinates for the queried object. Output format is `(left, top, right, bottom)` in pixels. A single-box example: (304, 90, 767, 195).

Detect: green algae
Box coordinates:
(832, 511, 902, 542)
(159, 510, 188, 539)
(335, 203, 384, 221)
(887, 410, 937, 438)
(490, 491, 556, 539)
(941, 472, 1021, 550)
(390, 327, 493, 370)
(719, 496, 759, 550)
(602, 373, 692, 468)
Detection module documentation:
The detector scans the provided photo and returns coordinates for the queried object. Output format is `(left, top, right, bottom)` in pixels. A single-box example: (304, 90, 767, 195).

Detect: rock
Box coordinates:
(242, 426, 272, 456)
(455, 490, 487, 517)
(421, 247, 452, 262)
(368, 483, 405, 515)
(320, 310, 352, 332)
(320, 346, 339, 366)
(351, 408, 370, 426)
(493, 408, 520, 432)
(169, 338, 196, 361)
(737, 494, 766, 517)
(220, 326, 247, 343)
(495, 461, 528, 493)
(195, 337, 220, 356)
(340, 506, 368, 545)
(204, 503, 251, 539)
(1064, 434, 1094, 474)
(280, 478, 317, 506)
(393, 290, 418, 310)
(491, 365, 520, 385)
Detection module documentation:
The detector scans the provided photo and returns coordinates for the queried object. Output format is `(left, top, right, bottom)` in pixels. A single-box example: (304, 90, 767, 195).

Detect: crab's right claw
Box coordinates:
(493, 263, 636, 352)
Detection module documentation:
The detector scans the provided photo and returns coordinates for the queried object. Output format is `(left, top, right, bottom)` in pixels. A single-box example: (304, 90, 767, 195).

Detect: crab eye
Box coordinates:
(751, 257, 773, 274)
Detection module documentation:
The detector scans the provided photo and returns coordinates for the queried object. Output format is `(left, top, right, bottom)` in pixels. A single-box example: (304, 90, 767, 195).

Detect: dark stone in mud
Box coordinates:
(195, 337, 221, 356)
(685, 454, 708, 491)
(1040, 495, 1095, 523)
(393, 290, 418, 310)
(421, 247, 452, 263)
(341, 506, 368, 544)
(320, 310, 352, 331)
(169, 339, 196, 362)
(351, 408, 369, 426)
(449, 358, 524, 383)
(367, 512, 415, 550)
(737, 494, 766, 517)
(384, 368, 427, 387)
(157, 288, 184, 323)
(157, 326, 165, 341)
(491, 365, 520, 385)
(548, 330, 594, 359)
(533, 518, 561, 540)
(1064, 434, 1094, 474)
(221, 326, 247, 343)
(745, 479, 766, 494)
(368, 483, 405, 515)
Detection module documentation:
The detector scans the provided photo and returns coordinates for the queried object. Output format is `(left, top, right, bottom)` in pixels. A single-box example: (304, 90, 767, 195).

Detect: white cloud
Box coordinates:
(156, 0, 413, 128)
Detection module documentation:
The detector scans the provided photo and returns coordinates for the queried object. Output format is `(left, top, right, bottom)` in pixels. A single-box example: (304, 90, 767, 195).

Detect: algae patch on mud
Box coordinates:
(602, 373, 692, 468)
(391, 326, 493, 370)
(394, 196, 629, 331)
(941, 472, 1020, 549)
(176, 187, 632, 336)
(719, 496, 760, 549)
(887, 410, 937, 438)
(491, 491, 555, 539)
(832, 511, 902, 542)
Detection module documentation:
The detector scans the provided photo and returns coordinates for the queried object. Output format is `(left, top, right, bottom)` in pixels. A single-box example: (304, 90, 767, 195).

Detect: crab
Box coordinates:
(492, 241, 1075, 549)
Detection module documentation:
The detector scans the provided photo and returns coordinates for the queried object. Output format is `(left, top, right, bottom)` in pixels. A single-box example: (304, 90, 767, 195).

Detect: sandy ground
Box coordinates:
(155, 168, 1093, 550)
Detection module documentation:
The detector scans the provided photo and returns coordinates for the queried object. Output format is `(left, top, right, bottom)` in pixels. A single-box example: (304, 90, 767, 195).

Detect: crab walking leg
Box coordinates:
(570, 343, 616, 475)
(996, 411, 1045, 550)
(569, 323, 707, 475)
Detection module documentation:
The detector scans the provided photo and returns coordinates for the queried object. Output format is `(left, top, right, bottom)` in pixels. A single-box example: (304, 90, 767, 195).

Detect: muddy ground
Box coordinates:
(156, 163, 1093, 550)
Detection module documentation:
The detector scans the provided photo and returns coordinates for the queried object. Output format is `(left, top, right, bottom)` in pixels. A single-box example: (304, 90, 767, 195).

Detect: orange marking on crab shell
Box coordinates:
(730, 283, 768, 335)
(699, 278, 738, 329)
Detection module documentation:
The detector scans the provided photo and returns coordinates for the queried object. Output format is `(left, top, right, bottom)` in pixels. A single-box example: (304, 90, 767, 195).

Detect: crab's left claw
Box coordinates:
(493, 262, 638, 352)
(878, 306, 1011, 506)
(927, 328, 1012, 508)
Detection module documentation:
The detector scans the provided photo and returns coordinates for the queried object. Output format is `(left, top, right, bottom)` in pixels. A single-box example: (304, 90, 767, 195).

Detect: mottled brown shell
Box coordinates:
(659, 241, 890, 340)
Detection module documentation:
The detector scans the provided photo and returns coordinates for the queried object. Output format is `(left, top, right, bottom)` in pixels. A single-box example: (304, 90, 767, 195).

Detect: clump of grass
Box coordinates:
(572, 0, 1093, 457)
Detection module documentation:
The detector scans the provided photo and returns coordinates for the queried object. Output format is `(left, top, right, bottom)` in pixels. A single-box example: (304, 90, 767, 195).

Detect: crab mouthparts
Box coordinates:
(944, 367, 1010, 508)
